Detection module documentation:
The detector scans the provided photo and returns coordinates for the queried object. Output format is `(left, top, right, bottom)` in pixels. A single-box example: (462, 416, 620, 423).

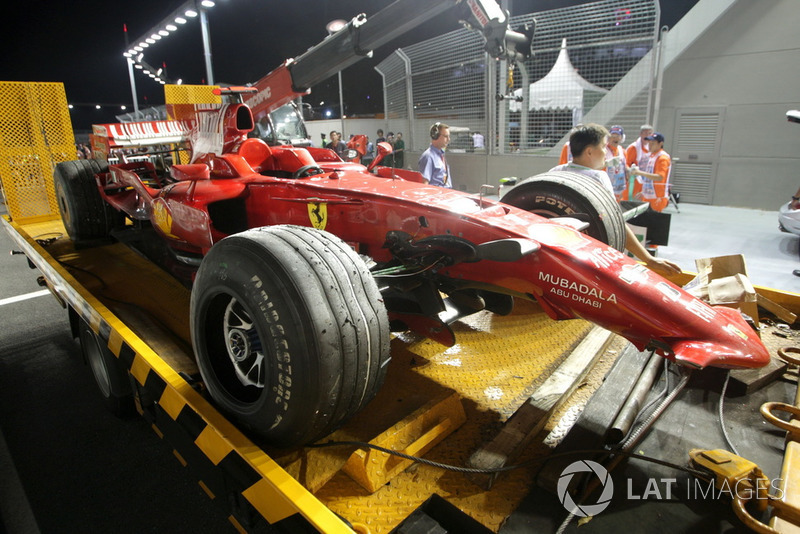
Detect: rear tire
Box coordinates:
(54, 159, 123, 244)
(501, 171, 626, 251)
(190, 225, 391, 447)
(78, 318, 135, 418)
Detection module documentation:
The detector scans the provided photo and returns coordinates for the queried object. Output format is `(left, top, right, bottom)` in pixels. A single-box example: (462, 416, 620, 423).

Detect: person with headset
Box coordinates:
(418, 122, 452, 188)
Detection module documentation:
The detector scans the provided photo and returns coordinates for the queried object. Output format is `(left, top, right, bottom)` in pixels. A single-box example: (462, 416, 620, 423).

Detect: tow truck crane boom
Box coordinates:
(245, 0, 533, 119)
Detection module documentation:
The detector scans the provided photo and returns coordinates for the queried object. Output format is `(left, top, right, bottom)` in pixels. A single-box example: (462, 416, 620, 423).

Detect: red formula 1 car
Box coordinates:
(54, 94, 769, 447)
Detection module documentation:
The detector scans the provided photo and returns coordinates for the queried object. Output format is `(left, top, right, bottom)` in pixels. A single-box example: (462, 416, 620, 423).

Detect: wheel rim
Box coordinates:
(222, 298, 265, 390)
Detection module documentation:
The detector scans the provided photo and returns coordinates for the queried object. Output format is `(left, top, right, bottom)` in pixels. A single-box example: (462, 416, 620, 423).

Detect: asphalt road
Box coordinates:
(0, 207, 236, 533)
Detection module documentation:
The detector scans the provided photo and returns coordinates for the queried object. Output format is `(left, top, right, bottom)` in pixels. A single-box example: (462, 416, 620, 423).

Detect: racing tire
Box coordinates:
(78, 318, 136, 418)
(54, 159, 124, 244)
(190, 225, 391, 447)
(500, 171, 627, 251)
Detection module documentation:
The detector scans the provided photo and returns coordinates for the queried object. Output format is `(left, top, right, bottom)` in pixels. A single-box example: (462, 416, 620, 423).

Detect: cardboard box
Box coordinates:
(683, 254, 796, 328)
(683, 255, 760, 327)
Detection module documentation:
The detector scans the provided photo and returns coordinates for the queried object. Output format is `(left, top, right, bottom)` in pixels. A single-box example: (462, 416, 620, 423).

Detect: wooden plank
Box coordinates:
(757, 293, 797, 325)
(535, 342, 652, 494)
(467, 326, 615, 489)
(729, 356, 788, 396)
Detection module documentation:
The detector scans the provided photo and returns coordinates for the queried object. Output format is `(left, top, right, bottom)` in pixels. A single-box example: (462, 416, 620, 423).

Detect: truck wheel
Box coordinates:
(54, 159, 123, 244)
(500, 170, 626, 251)
(191, 225, 391, 447)
(78, 318, 135, 417)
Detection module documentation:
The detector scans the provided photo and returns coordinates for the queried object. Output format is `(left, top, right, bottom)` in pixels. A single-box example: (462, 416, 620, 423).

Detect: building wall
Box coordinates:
(657, 0, 800, 209)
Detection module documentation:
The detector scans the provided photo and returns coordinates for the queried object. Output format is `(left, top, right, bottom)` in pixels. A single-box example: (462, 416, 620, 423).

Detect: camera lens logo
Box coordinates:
(557, 460, 614, 517)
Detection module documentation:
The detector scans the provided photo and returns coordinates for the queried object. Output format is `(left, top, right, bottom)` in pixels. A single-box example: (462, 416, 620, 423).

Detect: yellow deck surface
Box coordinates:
(272, 303, 597, 533)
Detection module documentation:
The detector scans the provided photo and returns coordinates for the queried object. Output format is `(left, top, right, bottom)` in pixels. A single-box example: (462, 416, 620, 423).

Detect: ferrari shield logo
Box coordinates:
(308, 202, 328, 230)
(153, 199, 178, 238)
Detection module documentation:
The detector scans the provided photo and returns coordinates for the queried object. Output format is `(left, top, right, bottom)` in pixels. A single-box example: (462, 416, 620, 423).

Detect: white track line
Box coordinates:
(0, 289, 50, 307)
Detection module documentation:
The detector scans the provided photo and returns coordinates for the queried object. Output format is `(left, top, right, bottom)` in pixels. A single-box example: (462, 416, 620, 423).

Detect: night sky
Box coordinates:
(1, 0, 697, 131)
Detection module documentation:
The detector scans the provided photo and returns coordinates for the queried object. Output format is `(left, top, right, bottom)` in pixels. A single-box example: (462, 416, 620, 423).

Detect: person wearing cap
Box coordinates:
(550, 124, 681, 275)
(631, 132, 671, 211)
(606, 125, 627, 200)
(625, 124, 654, 169)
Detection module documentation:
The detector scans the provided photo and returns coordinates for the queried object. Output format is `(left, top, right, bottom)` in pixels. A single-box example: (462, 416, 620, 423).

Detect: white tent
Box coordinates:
(510, 39, 608, 124)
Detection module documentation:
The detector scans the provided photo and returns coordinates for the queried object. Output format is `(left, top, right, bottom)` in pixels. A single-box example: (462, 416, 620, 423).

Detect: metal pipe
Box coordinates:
(517, 60, 529, 151)
(200, 8, 215, 85)
(337, 70, 345, 135)
(645, 0, 661, 125)
(558, 369, 692, 534)
(606, 350, 663, 444)
(126, 58, 139, 114)
(398, 48, 415, 152)
(651, 25, 669, 130)
(290, 0, 455, 91)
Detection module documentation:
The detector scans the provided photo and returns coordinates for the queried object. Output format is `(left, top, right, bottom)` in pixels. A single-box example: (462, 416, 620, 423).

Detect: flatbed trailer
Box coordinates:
(2, 212, 621, 533)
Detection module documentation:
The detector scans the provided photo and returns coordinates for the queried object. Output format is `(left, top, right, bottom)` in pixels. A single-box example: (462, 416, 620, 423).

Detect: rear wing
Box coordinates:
(90, 120, 193, 159)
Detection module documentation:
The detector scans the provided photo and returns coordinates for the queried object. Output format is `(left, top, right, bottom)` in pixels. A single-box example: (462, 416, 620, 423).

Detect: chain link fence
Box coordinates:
(375, 0, 661, 156)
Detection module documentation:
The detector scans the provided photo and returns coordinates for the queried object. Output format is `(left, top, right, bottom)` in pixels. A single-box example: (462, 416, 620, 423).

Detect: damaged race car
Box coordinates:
(53, 94, 768, 447)
(53, 2, 768, 447)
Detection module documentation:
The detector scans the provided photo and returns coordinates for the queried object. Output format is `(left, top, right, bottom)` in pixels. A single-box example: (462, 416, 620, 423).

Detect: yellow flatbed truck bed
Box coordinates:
(2, 214, 612, 533)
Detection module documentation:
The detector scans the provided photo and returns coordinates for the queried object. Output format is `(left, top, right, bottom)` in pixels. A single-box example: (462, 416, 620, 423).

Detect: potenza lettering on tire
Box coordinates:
(501, 170, 626, 251)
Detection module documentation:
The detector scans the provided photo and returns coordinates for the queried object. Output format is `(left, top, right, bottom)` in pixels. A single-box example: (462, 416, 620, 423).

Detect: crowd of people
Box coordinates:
(369, 129, 405, 168)
(410, 119, 677, 275)
(333, 121, 673, 225)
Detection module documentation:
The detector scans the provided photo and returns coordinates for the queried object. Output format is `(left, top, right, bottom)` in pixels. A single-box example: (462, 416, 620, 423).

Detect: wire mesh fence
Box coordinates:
(375, 0, 661, 155)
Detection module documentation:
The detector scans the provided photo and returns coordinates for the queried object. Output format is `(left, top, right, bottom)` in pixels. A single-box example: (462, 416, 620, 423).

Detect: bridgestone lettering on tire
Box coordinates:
(501, 171, 626, 251)
(54, 159, 123, 244)
(190, 225, 391, 447)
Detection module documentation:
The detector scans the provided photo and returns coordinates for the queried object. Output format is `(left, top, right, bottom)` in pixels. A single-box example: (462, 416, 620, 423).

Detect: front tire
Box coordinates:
(501, 171, 626, 251)
(54, 159, 123, 244)
(190, 225, 391, 447)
